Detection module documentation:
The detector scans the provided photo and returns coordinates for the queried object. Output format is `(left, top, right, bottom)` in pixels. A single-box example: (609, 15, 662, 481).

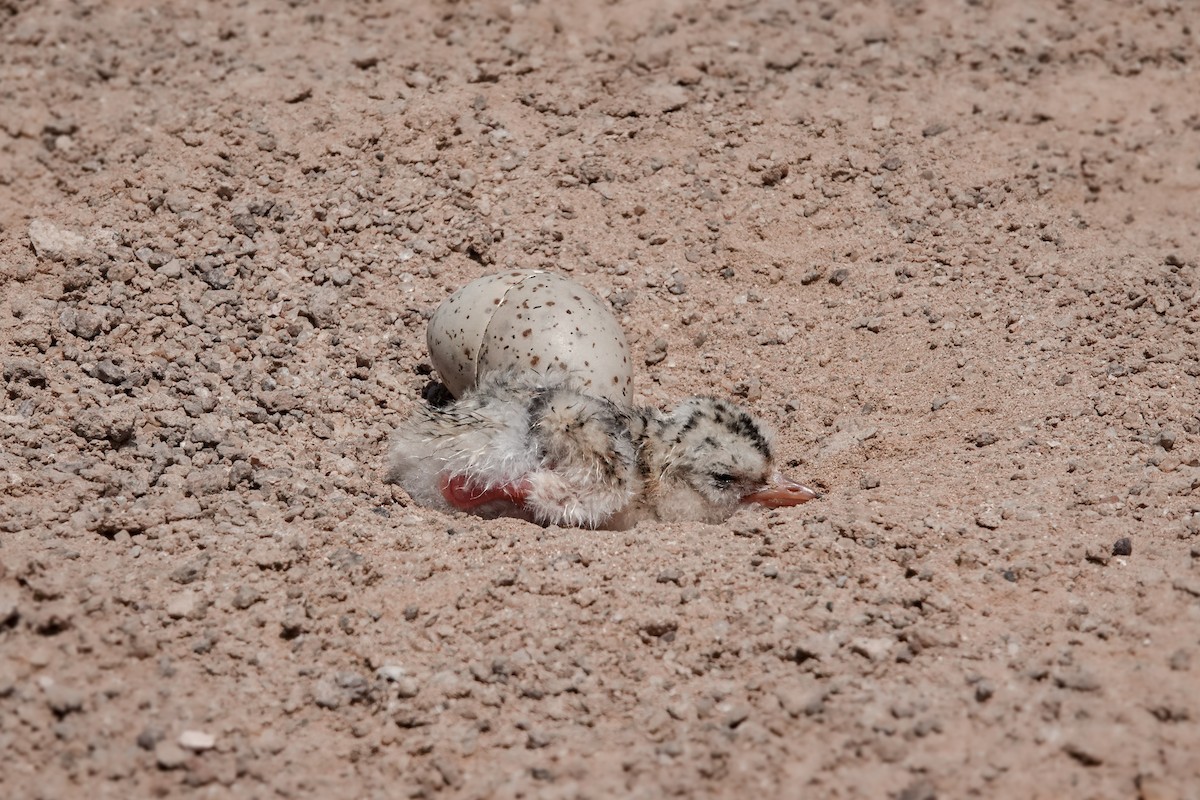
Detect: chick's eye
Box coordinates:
(710, 472, 736, 488)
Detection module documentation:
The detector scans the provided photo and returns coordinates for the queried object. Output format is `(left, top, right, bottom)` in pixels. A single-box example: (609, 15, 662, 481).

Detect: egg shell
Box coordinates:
(428, 270, 633, 404)
(427, 270, 533, 398)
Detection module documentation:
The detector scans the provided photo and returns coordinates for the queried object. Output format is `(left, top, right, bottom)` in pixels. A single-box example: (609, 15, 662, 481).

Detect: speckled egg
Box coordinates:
(427, 270, 632, 403)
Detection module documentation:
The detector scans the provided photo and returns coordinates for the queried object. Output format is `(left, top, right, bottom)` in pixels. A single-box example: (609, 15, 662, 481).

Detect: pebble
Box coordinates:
(165, 591, 198, 619)
(95, 360, 127, 385)
(970, 431, 998, 448)
(72, 406, 136, 445)
(644, 338, 669, 366)
(28, 219, 88, 262)
(1062, 736, 1105, 766)
(1112, 537, 1132, 557)
(974, 509, 1002, 530)
(1054, 669, 1102, 692)
(155, 741, 189, 769)
(179, 729, 216, 751)
(3, 358, 47, 388)
(43, 682, 85, 715)
(850, 637, 893, 663)
(0, 585, 19, 625)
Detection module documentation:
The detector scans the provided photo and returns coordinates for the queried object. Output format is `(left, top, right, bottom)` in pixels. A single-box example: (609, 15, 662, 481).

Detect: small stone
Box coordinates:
(95, 360, 127, 385)
(1054, 669, 1102, 692)
(644, 338, 668, 366)
(1063, 737, 1104, 767)
(137, 727, 165, 750)
(179, 730, 216, 751)
(312, 678, 342, 709)
(975, 509, 1002, 530)
(860, 475, 881, 490)
(231, 585, 261, 610)
(974, 680, 995, 702)
(721, 704, 751, 728)
(376, 665, 405, 682)
(897, 779, 937, 800)
(0, 585, 18, 627)
(168, 498, 203, 521)
(44, 683, 85, 716)
(1172, 577, 1200, 597)
(155, 741, 189, 770)
(3, 358, 47, 389)
(73, 406, 136, 446)
(189, 422, 225, 446)
(760, 163, 789, 186)
(970, 431, 998, 447)
(28, 219, 88, 262)
(169, 555, 209, 585)
(1158, 430, 1177, 451)
(1112, 537, 1132, 557)
(656, 568, 683, 586)
(829, 268, 850, 286)
(849, 637, 893, 663)
(165, 591, 197, 619)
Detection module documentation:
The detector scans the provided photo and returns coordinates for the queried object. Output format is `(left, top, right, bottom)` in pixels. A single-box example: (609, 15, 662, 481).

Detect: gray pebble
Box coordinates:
(44, 683, 85, 716)
(154, 741, 189, 770)
(169, 555, 210, 585)
(970, 431, 998, 447)
(312, 678, 343, 709)
(3, 358, 47, 388)
(656, 568, 683, 585)
(645, 338, 669, 366)
(74, 310, 103, 340)
(975, 509, 1002, 530)
(137, 727, 165, 750)
(1054, 669, 1102, 692)
(95, 360, 127, 385)
(232, 585, 261, 610)
(73, 406, 136, 445)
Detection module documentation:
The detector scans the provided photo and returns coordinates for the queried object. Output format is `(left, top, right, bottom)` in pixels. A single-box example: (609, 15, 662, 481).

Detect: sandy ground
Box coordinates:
(2, 0, 1200, 797)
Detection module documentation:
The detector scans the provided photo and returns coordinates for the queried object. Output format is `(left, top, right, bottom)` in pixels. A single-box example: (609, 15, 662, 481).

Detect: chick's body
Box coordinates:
(388, 370, 640, 528)
(387, 369, 817, 529)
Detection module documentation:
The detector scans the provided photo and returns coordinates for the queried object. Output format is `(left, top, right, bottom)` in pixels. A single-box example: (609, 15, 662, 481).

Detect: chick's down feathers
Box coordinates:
(387, 369, 817, 529)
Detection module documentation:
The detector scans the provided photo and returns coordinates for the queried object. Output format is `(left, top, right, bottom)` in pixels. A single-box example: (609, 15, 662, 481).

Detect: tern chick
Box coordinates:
(386, 369, 818, 529)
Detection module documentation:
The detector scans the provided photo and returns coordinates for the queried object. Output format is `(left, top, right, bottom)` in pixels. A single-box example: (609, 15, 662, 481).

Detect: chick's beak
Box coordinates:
(741, 472, 820, 507)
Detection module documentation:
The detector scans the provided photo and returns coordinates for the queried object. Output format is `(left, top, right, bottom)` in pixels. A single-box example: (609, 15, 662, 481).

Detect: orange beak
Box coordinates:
(741, 473, 820, 508)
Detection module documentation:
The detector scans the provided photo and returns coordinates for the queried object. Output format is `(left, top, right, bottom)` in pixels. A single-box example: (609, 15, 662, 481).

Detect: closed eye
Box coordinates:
(710, 472, 736, 488)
